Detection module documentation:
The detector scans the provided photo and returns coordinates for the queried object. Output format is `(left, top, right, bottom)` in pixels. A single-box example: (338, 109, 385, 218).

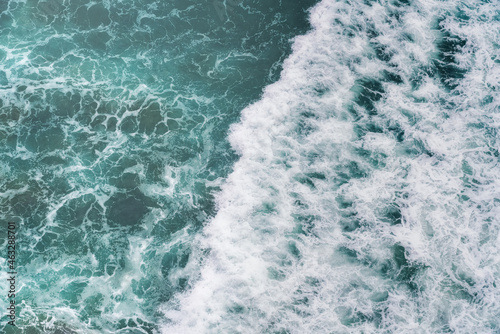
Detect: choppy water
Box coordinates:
(0, 0, 314, 332)
(1, 0, 500, 333)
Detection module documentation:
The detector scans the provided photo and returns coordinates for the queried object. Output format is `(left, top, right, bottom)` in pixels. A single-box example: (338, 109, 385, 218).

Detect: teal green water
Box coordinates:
(2, 0, 500, 333)
(0, 0, 315, 332)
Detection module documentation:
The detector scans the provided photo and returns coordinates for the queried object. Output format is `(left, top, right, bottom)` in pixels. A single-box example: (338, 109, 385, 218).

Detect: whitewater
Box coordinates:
(163, 0, 500, 333)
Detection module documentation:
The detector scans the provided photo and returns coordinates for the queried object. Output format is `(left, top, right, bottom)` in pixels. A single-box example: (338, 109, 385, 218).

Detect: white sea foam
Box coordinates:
(161, 0, 500, 332)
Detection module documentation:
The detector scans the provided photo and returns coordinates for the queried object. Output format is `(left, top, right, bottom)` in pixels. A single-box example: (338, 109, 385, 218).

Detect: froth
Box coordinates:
(162, 0, 500, 332)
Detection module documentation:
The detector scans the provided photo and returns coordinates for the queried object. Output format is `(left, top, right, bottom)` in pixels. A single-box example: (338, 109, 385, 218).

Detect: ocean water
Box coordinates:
(1, 0, 499, 333)
(0, 0, 315, 332)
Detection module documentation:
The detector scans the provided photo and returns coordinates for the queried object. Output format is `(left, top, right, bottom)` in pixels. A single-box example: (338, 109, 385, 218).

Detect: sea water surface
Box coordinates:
(0, 0, 315, 332)
(1, 0, 500, 333)
(163, 0, 500, 333)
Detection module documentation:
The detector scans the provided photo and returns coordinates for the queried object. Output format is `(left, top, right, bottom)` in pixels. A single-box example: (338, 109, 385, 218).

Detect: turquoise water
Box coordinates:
(2, 0, 500, 333)
(0, 0, 315, 332)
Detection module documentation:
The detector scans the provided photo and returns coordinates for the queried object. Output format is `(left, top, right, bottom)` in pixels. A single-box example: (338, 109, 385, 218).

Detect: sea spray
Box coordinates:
(162, 0, 500, 332)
